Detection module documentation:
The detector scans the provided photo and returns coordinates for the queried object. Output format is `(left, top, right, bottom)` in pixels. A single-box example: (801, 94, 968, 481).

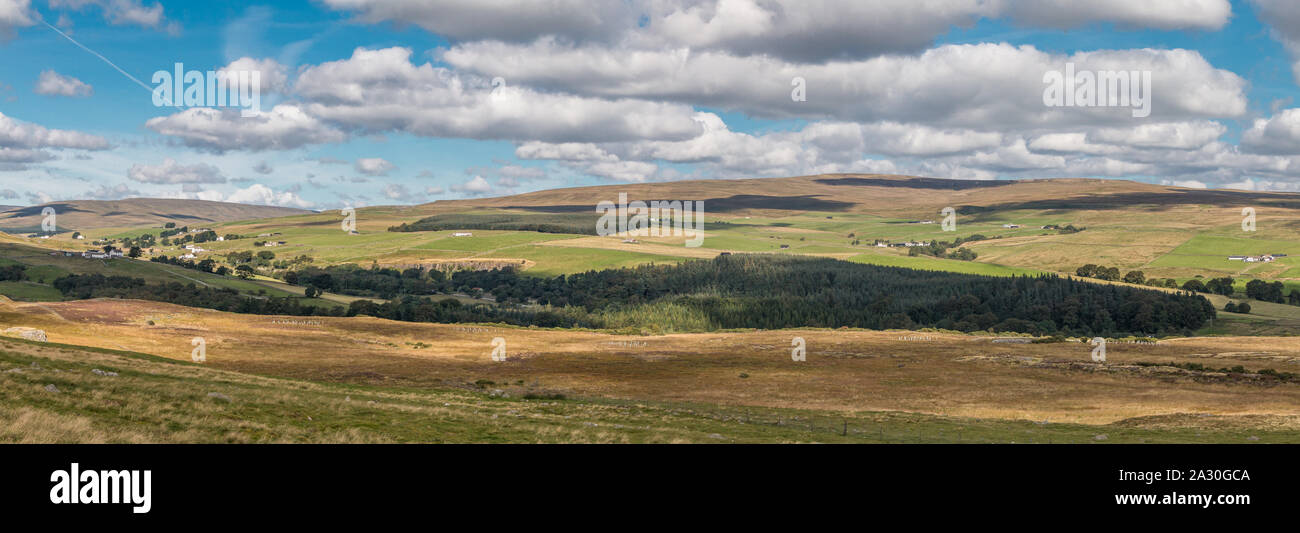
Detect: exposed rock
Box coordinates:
(91, 369, 119, 377)
(44, 384, 59, 393)
(206, 392, 232, 402)
(3, 327, 47, 342)
(1093, 434, 1108, 441)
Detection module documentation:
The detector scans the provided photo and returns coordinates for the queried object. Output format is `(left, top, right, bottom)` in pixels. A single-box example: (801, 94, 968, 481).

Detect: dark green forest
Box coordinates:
(290, 255, 1215, 336)
(51, 273, 582, 328)
(46, 255, 1216, 336)
(389, 212, 600, 235)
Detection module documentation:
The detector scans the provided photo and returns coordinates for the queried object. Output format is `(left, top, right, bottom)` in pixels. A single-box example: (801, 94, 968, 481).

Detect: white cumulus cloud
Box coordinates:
(35, 70, 93, 97)
(127, 158, 227, 184)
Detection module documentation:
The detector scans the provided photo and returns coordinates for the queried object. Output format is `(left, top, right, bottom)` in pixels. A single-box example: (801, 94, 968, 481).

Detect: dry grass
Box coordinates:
(4, 297, 1299, 433)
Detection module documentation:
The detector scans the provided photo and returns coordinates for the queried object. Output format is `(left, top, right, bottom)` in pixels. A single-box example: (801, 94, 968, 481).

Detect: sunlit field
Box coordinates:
(3, 175, 1300, 443)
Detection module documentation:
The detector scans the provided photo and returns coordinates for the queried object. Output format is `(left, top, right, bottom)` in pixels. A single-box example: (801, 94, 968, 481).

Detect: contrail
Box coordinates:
(41, 20, 176, 106)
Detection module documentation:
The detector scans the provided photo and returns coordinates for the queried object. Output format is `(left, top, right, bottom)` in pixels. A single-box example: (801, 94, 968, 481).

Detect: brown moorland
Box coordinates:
(3, 297, 1298, 430)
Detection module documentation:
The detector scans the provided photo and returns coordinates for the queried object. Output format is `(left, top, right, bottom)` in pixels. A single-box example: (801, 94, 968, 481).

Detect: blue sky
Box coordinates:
(3, 0, 1300, 209)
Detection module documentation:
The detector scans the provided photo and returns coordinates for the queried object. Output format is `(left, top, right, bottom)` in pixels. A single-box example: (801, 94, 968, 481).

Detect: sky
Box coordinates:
(3, 0, 1300, 210)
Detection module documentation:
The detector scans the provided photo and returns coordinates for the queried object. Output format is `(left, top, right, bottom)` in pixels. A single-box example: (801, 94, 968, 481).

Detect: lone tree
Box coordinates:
(304, 286, 321, 298)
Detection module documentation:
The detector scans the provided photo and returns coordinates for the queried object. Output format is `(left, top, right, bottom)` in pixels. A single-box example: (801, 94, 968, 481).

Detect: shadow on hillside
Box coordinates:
(510, 194, 856, 213)
(150, 212, 211, 221)
(814, 177, 1018, 190)
(0, 203, 92, 219)
(960, 189, 1300, 213)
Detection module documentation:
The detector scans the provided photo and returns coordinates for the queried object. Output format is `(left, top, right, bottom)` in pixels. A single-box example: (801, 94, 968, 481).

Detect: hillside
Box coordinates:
(3, 298, 1299, 442)
(18, 174, 1292, 307)
(8, 174, 1300, 322)
(337, 174, 1300, 281)
(4, 174, 1300, 444)
(439, 174, 1300, 215)
(0, 198, 309, 233)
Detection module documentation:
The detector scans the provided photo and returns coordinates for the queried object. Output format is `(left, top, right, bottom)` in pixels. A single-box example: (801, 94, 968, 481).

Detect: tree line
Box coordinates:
(38, 255, 1219, 336)
(292, 255, 1215, 336)
(49, 273, 583, 327)
(1077, 264, 1300, 306)
(0, 264, 26, 281)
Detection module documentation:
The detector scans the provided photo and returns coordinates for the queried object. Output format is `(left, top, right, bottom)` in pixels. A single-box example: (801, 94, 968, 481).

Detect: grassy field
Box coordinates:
(847, 250, 1044, 276)
(3, 297, 1299, 442)
(0, 281, 62, 301)
(4, 175, 1300, 443)
(0, 242, 347, 308)
(3, 331, 1297, 443)
(21, 175, 1300, 290)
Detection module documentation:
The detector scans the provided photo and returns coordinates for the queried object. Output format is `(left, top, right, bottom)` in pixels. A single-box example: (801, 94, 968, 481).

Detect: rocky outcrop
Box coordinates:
(2, 327, 47, 342)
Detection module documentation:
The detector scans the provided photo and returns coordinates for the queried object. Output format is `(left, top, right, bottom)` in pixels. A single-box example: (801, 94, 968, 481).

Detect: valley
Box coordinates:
(2, 174, 1299, 443)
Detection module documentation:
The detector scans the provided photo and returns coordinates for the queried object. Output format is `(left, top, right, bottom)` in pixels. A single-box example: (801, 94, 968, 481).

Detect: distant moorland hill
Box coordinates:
(0, 198, 309, 233)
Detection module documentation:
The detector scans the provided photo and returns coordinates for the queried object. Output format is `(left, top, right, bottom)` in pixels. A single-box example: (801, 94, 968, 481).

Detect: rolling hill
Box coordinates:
(257, 174, 1300, 282)
(4, 174, 1300, 443)
(19, 173, 1296, 290)
(3, 297, 1299, 442)
(0, 198, 309, 233)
